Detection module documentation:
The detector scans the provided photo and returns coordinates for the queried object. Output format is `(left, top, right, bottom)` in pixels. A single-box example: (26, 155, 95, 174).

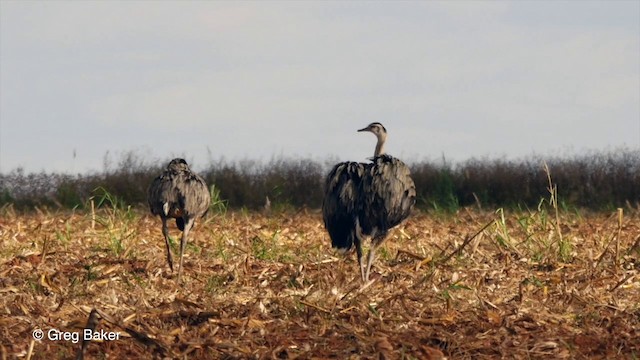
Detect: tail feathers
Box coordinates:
(328, 219, 357, 252)
(176, 218, 185, 231)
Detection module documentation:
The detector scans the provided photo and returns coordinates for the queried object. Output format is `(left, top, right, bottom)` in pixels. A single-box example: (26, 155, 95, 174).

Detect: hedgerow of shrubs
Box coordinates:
(1, 148, 638, 212)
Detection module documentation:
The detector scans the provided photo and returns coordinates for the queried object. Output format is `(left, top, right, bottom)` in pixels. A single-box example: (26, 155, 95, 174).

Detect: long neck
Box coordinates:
(374, 135, 386, 157)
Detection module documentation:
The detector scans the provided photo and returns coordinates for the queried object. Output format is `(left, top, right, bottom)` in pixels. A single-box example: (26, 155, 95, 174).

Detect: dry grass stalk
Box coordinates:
(615, 208, 623, 270)
(593, 209, 627, 277)
(438, 220, 493, 265)
(629, 235, 640, 254)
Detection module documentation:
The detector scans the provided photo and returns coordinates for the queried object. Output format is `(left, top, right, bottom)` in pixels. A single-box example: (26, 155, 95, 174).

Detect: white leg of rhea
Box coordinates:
(364, 244, 377, 283)
(355, 245, 377, 291)
(354, 218, 368, 283)
(365, 232, 387, 283)
(161, 217, 173, 272)
(177, 217, 195, 282)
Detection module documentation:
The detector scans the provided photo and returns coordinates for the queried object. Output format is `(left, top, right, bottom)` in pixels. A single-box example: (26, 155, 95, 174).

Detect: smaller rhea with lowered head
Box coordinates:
(323, 122, 416, 283)
(148, 158, 211, 281)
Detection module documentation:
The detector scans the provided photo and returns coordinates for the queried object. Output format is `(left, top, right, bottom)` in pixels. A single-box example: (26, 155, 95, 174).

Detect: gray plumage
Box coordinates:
(323, 123, 416, 282)
(148, 158, 211, 281)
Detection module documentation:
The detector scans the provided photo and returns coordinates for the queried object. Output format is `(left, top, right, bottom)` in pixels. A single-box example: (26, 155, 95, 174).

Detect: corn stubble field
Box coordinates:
(1, 202, 639, 359)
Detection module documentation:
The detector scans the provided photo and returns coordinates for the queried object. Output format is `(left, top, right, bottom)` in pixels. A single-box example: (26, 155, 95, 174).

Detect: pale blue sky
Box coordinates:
(1, 0, 638, 173)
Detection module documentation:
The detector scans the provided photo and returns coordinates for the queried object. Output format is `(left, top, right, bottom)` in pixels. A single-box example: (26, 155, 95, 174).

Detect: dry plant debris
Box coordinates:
(0, 206, 638, 359)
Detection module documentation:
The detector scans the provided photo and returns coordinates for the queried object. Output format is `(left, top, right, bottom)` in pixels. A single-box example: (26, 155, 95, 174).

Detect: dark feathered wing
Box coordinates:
(359, 155, 416, 234)
(322, 162, 366, 251)
(148, 171, 175, 216)
(147, 168, 211, 221)
(179, 172, 211, 217)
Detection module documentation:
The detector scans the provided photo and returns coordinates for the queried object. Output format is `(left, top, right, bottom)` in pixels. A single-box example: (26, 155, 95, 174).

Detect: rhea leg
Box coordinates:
(353, 218, 367, 282)
(364, 232, 388, 282)
(363, 245, 377, 282)
(355, 236, 365, 282)
(161, 217, 174, 272)
(177, 217, 195, 282)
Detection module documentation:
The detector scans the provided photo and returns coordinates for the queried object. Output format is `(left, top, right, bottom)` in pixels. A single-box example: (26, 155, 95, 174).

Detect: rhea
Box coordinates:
(148, 158, 211, 281)
(322, 123, 416, 283)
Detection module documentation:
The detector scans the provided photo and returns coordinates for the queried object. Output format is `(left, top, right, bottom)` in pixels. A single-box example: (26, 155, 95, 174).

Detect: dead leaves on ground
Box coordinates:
(0, 208, 639, 359)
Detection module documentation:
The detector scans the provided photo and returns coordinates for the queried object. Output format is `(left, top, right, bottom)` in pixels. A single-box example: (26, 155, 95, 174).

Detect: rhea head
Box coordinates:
(167, 158, 189, 171)
(358, 122, 388, 157)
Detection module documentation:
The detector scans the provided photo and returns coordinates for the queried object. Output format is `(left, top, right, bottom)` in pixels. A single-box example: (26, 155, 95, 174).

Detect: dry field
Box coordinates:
(0, 204, 638, 359)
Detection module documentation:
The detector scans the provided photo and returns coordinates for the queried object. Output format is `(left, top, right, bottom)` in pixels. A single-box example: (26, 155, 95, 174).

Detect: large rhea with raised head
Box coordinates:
(323, 123, 416, 282)
(148, 158, 211, 281)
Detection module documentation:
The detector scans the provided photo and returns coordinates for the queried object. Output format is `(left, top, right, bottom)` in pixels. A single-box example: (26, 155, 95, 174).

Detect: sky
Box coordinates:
(1, 0, 639, 174)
